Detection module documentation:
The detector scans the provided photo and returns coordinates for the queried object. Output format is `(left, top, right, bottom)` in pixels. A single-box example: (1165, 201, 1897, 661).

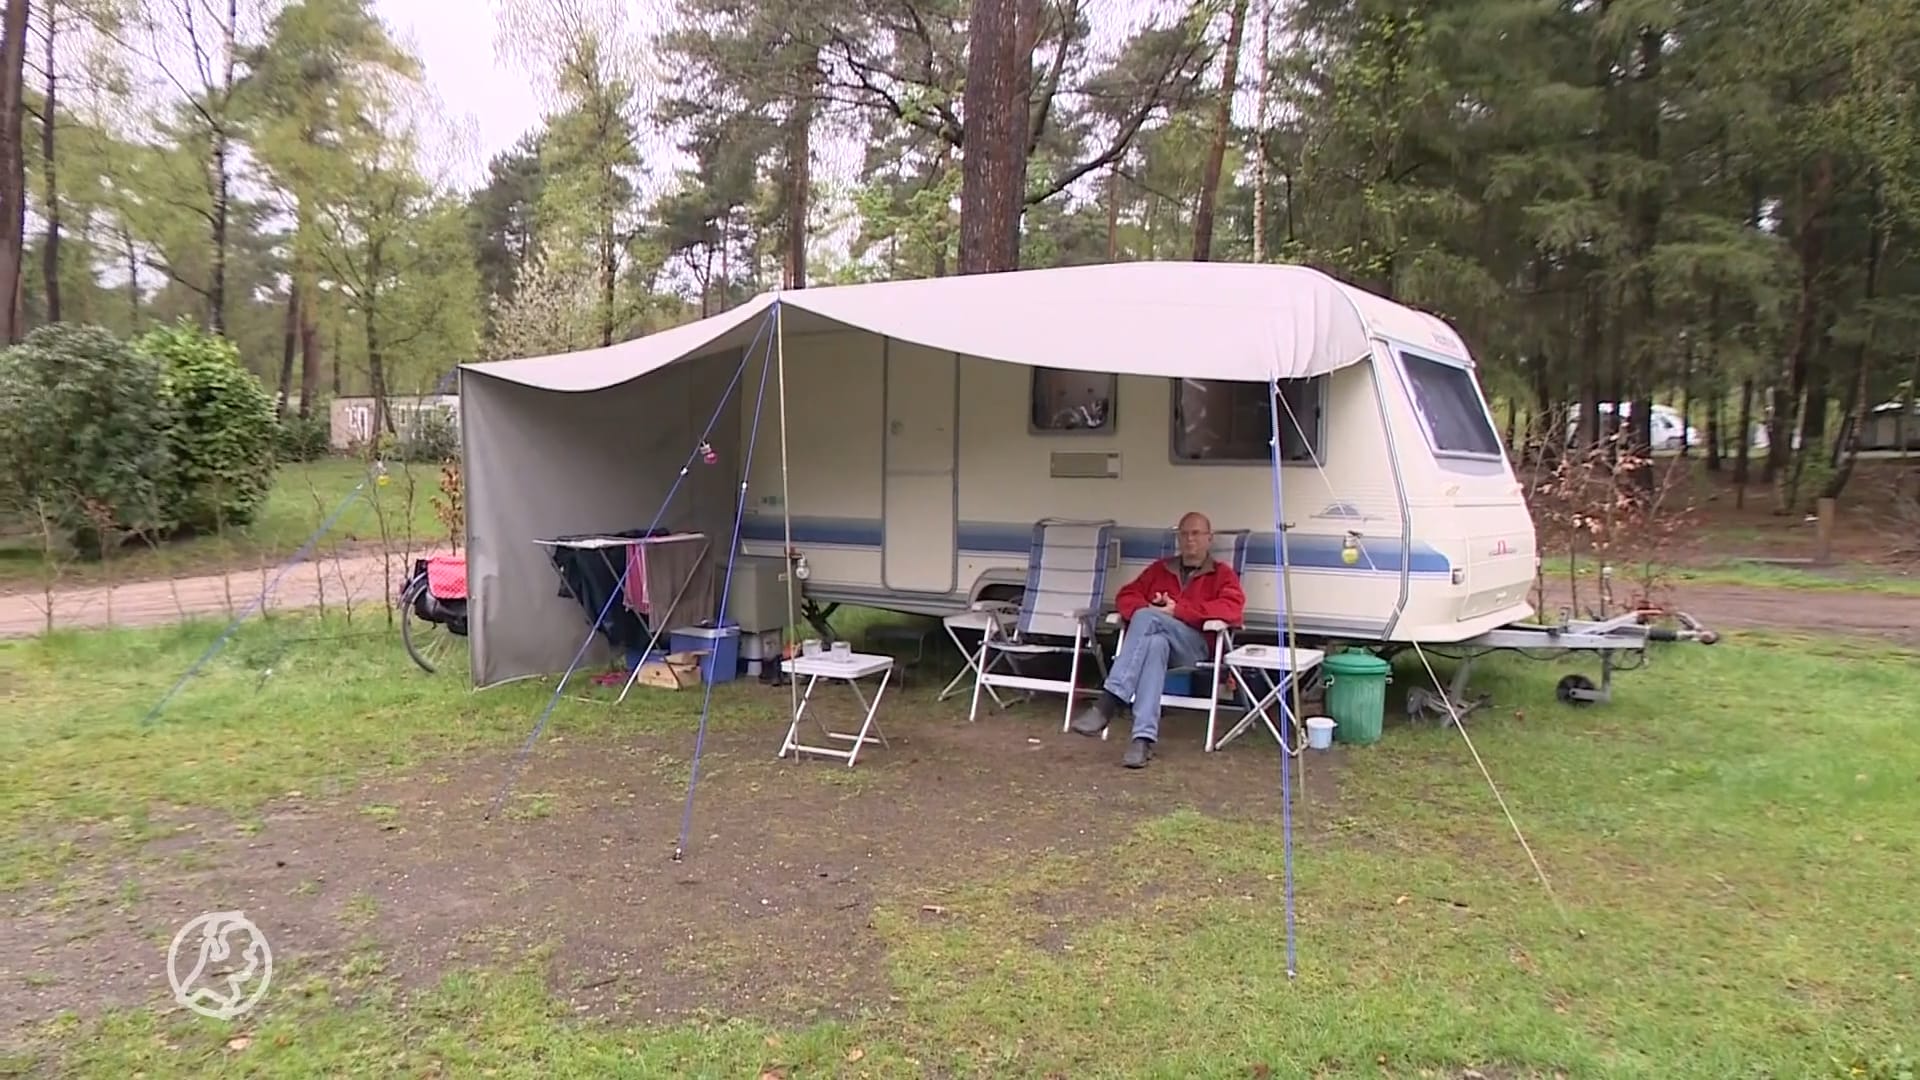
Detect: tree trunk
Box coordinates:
(365, 269, 390, 436)
(1824, 200, 1883, 500)
(718, 211, 731, 311)
(784, 50, 816, 289)
(207, 0, 235, 333)
(1191, 0, 1248, 262)
(37, 0, 56, 324)
(598, 217, 615, 347)
(1705, 286, 1723, 471)
(1733, 377, 1753, 507)
(1251, 0, 1270, 263)
(1679, 337, 1694, 458)
(1706, 385, 1722, 471)
(1899, 354, 1917, 463)
(1532, 357, 1554, 467)
(957, 0, 1024, 274)
(0, 0, 30, 344)
(277, 282, 299, 416)
(1802, 371, 1829, 446)
(1282, 168, 1295, 246)
(1627, 26, 1662, 478)
(1769, 154, 1834, 483)
(1577, 285, 1602, 449)
(297, 286, 321, 418)
(123, 228, 138, 328)
(1105, 163, 1120, 261)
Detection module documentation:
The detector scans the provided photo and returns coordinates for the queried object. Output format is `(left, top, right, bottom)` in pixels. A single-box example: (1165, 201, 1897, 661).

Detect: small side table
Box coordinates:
(778, 652, 895, 767)
(1218, 643, 1326, 752)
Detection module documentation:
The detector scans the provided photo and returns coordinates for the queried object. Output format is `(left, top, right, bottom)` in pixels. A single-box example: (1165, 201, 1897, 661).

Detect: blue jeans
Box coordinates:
(1104, 607, 1209, 742)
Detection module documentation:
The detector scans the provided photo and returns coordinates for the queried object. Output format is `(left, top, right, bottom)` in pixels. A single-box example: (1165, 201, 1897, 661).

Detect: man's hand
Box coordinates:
(1151, 591, 1176, 610)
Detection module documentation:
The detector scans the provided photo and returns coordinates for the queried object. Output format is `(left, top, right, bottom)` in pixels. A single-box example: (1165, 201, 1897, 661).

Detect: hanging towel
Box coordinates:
(625, 533, 717, 629)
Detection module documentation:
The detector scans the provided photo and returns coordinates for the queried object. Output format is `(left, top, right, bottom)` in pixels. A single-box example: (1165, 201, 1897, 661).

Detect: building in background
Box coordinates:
(329, 394, 461, 452)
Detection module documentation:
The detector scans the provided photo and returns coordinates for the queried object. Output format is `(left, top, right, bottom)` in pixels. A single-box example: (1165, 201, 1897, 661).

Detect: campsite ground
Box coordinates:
(1, 458, 1917, 1077)
(3, 607, 1918, 1077)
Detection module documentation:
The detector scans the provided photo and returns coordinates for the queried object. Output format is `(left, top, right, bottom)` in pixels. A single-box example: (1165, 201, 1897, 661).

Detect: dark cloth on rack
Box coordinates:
(547, 529, 663, 653)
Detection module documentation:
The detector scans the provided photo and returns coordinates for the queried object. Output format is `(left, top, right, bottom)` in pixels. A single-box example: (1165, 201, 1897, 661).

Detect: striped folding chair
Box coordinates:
(968, 518, 1116, 731)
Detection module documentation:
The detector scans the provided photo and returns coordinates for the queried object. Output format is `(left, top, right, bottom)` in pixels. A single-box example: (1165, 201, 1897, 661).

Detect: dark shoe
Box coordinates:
(1123, 737, 1154, 768)
(1070, 702, 1112, 737)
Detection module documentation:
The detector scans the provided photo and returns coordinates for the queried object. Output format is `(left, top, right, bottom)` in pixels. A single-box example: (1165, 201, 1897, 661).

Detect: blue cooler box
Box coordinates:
(668, 623, 740, 684)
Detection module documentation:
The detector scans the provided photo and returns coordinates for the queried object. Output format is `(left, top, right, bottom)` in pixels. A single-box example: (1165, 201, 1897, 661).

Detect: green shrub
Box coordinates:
(136, 319, 278, 533)
(276, 413, 332, 462)
(0, 323, 175, 550)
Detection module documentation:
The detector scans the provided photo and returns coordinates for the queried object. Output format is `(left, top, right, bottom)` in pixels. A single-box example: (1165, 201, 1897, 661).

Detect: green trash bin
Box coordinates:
(1323, 651, 1391, 746)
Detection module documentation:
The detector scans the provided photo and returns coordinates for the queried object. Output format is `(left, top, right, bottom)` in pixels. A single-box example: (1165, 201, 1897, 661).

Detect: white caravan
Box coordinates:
(458, 261, 1539, 688)
(732, 322, 1536, 645)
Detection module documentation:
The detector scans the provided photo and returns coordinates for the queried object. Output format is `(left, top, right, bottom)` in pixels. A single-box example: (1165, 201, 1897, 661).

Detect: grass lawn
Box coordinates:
(1537, 554, 1920, 598)
(0, 458, 455, 590)
(2, 614, 1917, 1077)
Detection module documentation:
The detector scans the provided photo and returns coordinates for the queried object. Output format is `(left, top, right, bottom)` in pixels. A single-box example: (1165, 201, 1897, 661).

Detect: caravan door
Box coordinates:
(882, 342, 959, 594)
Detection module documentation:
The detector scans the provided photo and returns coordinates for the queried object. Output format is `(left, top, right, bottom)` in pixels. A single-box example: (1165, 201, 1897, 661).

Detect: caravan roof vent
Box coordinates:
(1050, 451, 1121, 479)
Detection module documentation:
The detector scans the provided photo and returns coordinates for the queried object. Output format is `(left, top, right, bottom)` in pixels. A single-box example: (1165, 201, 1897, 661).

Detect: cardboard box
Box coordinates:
(634, 650, 705, 691)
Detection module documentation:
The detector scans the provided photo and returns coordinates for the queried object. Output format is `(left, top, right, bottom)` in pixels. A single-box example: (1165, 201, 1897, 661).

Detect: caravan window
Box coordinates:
(1400, 351, 1502, 456)
(1030, 368, 1116, 432)
(1170, 378, 1323, 463)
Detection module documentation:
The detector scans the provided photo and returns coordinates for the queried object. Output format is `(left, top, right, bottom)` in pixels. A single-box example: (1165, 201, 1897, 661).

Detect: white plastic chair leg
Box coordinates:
(1061, 624, 1085, 733)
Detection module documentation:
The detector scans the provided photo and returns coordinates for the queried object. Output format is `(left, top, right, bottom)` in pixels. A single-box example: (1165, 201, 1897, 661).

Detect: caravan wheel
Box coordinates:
(1554, 673, 1597, 706)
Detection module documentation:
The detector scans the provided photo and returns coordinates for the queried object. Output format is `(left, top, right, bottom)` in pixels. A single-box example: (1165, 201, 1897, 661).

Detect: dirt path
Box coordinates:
(0, 552, 400, 638)
(3, 553, 1915, 648)
(1538, 581, 1920, 648)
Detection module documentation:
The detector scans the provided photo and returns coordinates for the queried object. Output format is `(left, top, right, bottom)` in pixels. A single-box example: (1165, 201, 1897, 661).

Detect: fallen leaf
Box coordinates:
(1250, 1066, 1273, 1080)
(225, 1035, 252, 1052)
(846, 1048, 866, 1064)
(921, 905, 948, 916)
(1394, 894, 1410, 905)
(764, 1035, 782, 1049)
(759, 1070, 786, 1080)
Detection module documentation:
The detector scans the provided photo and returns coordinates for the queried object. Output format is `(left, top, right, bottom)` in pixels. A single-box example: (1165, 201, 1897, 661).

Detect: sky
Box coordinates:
(373, 0, 544, 187)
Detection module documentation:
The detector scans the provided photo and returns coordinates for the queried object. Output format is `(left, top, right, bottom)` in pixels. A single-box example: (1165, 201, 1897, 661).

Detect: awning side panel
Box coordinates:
(462, 352, 746, 687)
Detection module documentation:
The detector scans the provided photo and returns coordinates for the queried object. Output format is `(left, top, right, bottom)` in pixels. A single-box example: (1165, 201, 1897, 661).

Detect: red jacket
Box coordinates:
(1116, 557, 1247, 636)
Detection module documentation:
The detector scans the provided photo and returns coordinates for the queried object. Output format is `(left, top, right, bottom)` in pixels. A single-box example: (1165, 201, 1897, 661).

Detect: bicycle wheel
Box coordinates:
(400, 579, 457, 674)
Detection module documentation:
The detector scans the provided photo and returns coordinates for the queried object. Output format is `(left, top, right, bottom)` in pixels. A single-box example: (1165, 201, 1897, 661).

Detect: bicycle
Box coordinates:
(398, 553, 469, 674)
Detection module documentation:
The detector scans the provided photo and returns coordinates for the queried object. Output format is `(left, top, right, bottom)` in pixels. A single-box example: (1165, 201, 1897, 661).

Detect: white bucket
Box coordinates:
(1305, 716, 1337, 751)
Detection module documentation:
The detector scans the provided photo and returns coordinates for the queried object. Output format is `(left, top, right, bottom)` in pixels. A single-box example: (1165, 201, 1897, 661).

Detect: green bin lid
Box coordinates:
(1324, 651, 1391, 675)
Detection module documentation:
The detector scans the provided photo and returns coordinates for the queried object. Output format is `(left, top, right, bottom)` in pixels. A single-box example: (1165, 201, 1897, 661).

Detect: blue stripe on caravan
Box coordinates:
(739, 514, 884, 547)
(738, 515, 1452, 576)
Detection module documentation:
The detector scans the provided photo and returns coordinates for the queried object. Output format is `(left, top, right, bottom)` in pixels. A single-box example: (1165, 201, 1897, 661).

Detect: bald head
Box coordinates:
(1176, 511, 1213, 566)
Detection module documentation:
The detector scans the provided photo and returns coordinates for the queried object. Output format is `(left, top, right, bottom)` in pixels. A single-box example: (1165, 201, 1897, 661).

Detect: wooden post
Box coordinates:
(1814, 496, 1836, 564)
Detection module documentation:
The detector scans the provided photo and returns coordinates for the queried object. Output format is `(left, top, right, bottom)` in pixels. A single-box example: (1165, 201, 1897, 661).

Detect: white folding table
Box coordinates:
(778, 652, 895, 766)
(1217, 643, 1326, 752)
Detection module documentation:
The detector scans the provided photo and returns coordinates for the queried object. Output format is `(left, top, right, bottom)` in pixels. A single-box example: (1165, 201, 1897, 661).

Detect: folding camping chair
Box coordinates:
(1103, 528, 1251, 749)
(967, 518, 1116, 731)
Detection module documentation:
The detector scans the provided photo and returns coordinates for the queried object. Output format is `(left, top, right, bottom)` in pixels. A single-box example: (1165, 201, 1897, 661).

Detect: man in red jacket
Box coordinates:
(1071, 511, 1246, 768)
